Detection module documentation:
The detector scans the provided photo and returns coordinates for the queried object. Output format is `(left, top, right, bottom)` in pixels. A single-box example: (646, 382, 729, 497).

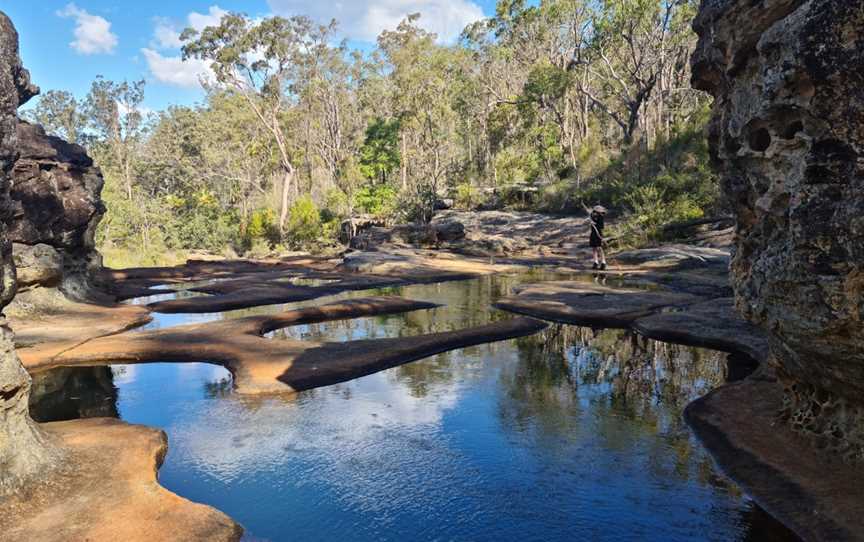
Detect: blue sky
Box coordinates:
(2, 0, 499, 112)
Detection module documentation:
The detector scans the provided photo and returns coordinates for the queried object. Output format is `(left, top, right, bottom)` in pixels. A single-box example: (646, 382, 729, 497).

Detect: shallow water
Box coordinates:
(30, 275, 798, 541)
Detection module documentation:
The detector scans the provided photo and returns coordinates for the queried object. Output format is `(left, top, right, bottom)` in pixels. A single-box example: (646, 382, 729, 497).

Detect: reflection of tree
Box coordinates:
(497, 327, 581, 435)
(569, 327, 727, 410)
(497, 324, 734, 492)
(203, 376, 234, 399)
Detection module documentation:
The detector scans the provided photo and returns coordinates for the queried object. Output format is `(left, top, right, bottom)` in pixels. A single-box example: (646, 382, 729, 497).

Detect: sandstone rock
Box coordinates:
(614, 244, 730, 268)
(433, 219, 465, 241)
(12, 242, 62, 288)
(0, 9, 62, 496)
(633, 298, 769, 363)
(0, 418, 243, 541)
(9, 121, 105, 300)
(10, 121, 105, 251)
(494, 281, 702, 328)
(692, 0, 864, 457)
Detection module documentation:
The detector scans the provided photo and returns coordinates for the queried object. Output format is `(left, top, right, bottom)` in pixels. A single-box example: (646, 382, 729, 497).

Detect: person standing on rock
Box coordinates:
(588, 205, 607, 270)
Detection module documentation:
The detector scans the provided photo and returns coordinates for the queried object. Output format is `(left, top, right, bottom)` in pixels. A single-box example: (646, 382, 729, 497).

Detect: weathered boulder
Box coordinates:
(692, 0, 864, 458)
(0, 10, 61, 496)
(433, 219, 465, 242)
(9, 121, 105, 298)
(13, 242, 62, 287)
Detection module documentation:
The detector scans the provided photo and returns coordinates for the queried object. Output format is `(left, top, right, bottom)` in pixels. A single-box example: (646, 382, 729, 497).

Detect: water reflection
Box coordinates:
(27, 274, 799, 541)
(29, 366, 118, 422)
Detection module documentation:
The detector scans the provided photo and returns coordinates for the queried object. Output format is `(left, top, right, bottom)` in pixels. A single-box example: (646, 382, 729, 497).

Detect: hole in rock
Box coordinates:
(748, 127, 772, 152)
(781, 120, 804, 140)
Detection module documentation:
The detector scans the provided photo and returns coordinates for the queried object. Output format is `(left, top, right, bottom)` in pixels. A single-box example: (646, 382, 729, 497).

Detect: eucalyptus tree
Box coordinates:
(181, 13, 327, 232)
(378, 15, 466, 221)
(21, 90, 86, 144)
(578, 0, 699, 145)
(83, 77, 146, 200)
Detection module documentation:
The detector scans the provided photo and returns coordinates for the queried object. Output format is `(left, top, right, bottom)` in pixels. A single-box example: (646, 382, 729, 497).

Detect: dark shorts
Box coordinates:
(589, 234, 603, 248)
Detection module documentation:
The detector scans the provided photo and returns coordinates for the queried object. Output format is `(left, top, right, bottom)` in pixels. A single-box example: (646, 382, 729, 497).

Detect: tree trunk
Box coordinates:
(279, 167, 293, 234)
(400, 131, 407, 191)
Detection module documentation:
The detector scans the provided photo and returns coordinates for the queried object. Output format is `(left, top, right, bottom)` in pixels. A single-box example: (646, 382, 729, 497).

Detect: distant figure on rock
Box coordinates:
(588, 205, 607, 270)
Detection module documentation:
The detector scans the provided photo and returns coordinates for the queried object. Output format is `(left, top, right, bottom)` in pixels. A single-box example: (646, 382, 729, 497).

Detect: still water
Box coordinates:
(30, 275, 797, 541)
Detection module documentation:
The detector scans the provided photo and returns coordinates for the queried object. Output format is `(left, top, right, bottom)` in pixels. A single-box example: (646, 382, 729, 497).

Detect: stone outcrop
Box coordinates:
(10, 120, 106, 300)
(691, 0, 864, 460)
(0, 10, 61, 496)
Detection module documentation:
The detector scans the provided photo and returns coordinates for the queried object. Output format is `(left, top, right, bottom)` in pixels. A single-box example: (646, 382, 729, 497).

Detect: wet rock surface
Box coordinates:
(633, 298, 769, 363)
(495, 282, 703, 328)
(686, 374, 864, 541)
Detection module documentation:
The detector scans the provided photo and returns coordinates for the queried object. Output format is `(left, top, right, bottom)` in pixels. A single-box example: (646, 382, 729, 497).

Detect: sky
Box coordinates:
(2, 0, 499, 112)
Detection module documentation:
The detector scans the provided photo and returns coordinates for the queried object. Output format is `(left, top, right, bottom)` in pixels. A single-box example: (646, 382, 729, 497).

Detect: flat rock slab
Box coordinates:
(11, 301, 152, 358)
(342, 249, 524, 276)
(278, 317, 548, 391)
(146, 274, 409, 314)
(614, 244, 731, 267)
(686, 376, 864, 541)
(633, 298, 769, 362)
(494, 282, 702, 328)
(0, 418, 241, 541)
(22, 296, 547, 394)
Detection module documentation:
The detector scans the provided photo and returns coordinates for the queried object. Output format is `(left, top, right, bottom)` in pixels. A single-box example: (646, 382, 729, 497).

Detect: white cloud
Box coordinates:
(188, 5, 230, 31)
(266, 0, 484, 43)
(152, 18, 184, 49)
(141, 48, 214, 88)
(56, 3, 118, 55)
(151, 6, 229, 51)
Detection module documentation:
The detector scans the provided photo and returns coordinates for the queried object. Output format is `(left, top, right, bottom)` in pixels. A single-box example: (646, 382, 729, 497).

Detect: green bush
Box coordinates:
(454, 183, 482, 210)
(397, 185, 438, 224)
(285, 195, 323, 247)
(354, 184, 398, 219)
(612, 184, 706, 248)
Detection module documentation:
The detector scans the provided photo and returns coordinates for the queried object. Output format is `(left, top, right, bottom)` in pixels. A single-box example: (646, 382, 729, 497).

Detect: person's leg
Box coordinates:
(592, 247, 599, 268)
(599, 247, 607, 269)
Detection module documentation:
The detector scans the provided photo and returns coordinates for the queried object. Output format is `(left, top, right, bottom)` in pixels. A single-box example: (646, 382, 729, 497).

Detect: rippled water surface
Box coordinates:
(30, 275, 797, 541)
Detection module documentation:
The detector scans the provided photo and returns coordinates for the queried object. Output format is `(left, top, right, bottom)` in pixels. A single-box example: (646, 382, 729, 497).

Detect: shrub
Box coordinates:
(285, 195, 323, 247)
(612, 184, 706, 248)
(454, 183, 481, 210)
(354, 184, 398, 219)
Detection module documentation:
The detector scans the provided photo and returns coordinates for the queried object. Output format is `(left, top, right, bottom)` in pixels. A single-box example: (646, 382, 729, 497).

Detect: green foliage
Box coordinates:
(245, 208, 280, 243)
(285, 195, 323, 247)
(612, 184, 704, 247)
(74, 2, 712, 259)
(398, 185, 438, 224)
(354, 184, 398, 218)
(359, 118, 401, 183)
(454, 183, 482, 210)
(21, 90, 85, 144)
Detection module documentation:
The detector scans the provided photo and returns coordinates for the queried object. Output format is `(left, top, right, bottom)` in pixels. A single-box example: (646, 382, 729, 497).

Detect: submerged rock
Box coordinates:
(692, 0, 864, 459)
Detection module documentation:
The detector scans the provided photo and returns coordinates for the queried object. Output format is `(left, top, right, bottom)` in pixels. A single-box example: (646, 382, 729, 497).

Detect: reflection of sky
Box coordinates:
(95, 276, 788, 541)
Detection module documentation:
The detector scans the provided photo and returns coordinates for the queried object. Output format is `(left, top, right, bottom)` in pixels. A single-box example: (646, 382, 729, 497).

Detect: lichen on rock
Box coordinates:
(691, 0, 864, 459)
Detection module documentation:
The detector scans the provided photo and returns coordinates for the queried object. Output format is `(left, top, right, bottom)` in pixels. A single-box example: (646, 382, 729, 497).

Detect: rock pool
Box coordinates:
(30, 275, 798, 541)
